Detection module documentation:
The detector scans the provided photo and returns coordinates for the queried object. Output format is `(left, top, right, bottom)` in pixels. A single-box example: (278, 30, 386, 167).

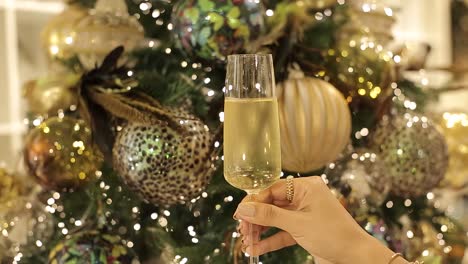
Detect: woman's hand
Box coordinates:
(234, 177, 406, 264)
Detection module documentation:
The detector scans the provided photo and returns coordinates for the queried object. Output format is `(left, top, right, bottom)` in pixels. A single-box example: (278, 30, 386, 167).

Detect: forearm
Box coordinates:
(345, 233, 408, 264)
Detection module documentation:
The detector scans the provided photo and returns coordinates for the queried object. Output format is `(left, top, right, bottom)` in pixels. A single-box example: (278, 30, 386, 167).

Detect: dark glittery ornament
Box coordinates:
(113, 111, 215, 206)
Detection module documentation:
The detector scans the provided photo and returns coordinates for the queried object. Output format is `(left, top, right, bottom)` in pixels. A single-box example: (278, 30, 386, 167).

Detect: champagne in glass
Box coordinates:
(224, 98, 281, 193)
(224, 54, 281, 264)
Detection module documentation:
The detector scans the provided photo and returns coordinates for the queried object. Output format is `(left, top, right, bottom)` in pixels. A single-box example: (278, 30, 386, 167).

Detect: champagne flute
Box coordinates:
(224, 54, 281, 264)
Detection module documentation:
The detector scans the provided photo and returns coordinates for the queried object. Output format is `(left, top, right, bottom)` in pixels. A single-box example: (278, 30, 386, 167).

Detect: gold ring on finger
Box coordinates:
(286, 176, 294, 203)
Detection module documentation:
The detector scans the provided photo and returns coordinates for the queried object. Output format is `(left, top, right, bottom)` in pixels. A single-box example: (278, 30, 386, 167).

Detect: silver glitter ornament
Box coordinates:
(113, 111, 215, 206)
(325, 148, 390, 214)
(371, 113, 448, 197)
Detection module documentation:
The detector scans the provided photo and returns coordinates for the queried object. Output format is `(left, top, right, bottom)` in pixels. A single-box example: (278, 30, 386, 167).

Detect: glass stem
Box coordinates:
(246, 192, 259, 264)
(249, 221, 259, 264)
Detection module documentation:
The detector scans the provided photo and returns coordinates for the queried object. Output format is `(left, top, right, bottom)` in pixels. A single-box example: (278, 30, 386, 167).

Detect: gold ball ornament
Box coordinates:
(371, 114, 448, 197)
(437, 111, 468, 188)
(72, 0, 144, 69)
(112, 110, 215, 206)
(41, 4, 88, 60)
(0, 168, 22, 204)
(23, 73, 80, 116)
(23, 117, 103, 191)
(276, 72, 351, 172)
(0, 197, 54, 257)
(327, 31, 396, 104)
(393, 218, 464, 264)
(303, 0, 337, 9)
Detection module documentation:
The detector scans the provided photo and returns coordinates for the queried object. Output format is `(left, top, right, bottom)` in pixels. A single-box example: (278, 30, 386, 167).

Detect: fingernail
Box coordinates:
(241, 245, 248, 253)
(237, 203, 255, 217)
(245, 246, 252, 255)
(233, 213, 238, 220)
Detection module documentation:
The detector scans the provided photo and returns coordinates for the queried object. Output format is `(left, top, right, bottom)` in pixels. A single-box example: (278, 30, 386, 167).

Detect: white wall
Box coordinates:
(386, 0, 453, 68)
(0, 0, 64, 169)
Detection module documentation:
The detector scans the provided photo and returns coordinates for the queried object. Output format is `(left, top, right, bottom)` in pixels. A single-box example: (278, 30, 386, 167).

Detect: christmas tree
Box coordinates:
(0, 0, 466, 263)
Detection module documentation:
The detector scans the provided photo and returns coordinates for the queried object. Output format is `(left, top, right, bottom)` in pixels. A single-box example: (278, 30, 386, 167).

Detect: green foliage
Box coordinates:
(302, 4, 348, 50)
(131, 48, 210, 117)
(351, 108, 379, 146)
(170, 170, 243, 262)
(127, 0, 174, 41)
(56, 55, 84, 73)
(451, 0, 468, 30)
(381, 195, 429, 228)
(396, 79, 434, 112)
(269, 4, 349, 82)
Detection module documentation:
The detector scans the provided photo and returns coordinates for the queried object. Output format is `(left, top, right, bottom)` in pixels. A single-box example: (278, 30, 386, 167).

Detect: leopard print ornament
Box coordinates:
(371, 113, 448, 197)
(112, 112, 215, 206)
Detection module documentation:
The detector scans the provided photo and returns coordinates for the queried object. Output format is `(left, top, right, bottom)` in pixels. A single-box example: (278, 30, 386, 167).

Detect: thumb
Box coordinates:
(235, 202, 296, 231)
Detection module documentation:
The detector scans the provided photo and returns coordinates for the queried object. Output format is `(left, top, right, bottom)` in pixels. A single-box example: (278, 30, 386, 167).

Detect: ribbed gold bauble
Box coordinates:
(276, 72, 351, 172)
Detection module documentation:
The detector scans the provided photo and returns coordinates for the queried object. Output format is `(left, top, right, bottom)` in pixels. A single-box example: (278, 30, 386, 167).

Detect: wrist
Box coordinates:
(342, 232, 408, 264)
